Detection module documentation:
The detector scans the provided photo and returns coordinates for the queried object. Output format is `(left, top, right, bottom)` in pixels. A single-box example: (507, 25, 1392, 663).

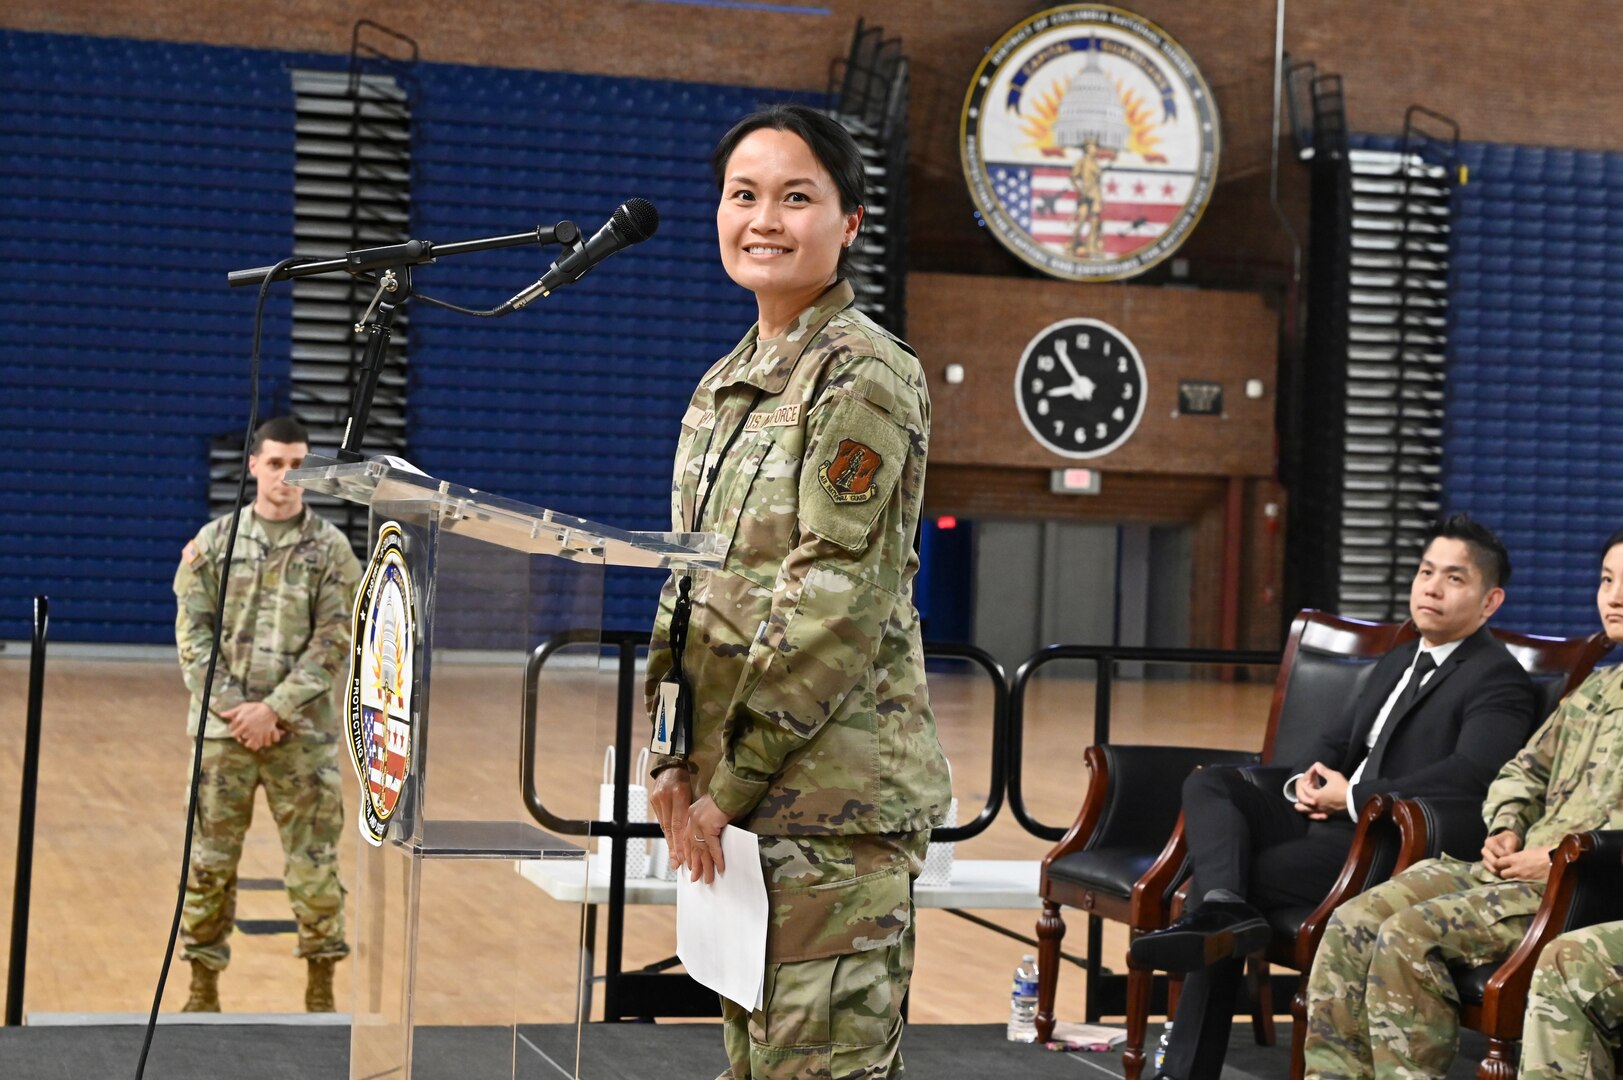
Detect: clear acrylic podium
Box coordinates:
(287, 456, 721, 1080)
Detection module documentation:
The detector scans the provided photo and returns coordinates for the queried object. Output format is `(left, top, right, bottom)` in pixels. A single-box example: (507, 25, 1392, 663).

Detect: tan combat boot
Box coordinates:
(182, 962, 220, 1012)
(306, 957, 337, 1012)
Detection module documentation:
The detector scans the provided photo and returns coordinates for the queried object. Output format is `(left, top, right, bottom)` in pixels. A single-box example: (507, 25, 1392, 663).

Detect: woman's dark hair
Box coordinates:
(1426, 512, 1512, 590)
(1603, 528, 1623, 558)
(711, 103, 866, 283)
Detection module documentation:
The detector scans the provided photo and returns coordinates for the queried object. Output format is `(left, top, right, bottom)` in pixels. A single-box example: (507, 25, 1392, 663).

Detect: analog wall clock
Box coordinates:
(1014, 318, 1147, 458)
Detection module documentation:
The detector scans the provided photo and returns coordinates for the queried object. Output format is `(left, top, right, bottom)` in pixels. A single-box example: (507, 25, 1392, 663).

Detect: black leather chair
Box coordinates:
(1034, 610, 1417, 1080)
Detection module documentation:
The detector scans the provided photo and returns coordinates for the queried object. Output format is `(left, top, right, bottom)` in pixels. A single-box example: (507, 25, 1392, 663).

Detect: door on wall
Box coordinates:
(971, 520, 1190, 674)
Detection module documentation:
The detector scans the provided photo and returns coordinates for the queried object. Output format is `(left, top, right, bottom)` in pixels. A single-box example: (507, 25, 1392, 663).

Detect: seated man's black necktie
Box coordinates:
(1392, 651, 1438, 718)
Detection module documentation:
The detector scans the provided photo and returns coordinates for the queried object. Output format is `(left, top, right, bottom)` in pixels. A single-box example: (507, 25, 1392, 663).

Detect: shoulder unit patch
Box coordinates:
(818, 439, 884, 505)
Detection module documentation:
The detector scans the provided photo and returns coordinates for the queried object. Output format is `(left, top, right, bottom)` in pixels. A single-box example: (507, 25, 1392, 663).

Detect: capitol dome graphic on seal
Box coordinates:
(961, 4, 1220, 282)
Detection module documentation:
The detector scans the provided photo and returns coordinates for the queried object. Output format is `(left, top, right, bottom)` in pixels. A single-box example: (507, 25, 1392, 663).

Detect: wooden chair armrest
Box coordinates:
(1292, 794, 1402, 969)
(1041, 746, 1256, 875)
(1391, 795, 1487, 872)
(1478, 830, 1623, 1037)
(1129, 810, 1190, 927)
(1039, 745, 1114, 872)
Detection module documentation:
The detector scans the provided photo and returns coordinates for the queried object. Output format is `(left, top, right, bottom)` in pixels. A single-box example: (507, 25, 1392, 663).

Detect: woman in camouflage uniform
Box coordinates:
(645, 104, 952, 1079)
(1522, 920, 1623, 1079)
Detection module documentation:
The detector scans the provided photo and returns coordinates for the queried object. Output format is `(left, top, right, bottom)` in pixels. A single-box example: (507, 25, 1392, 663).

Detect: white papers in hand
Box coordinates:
(676, 825, 767, 1011)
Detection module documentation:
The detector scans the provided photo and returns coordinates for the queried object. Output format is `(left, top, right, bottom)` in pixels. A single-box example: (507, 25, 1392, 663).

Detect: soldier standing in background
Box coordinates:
(644, 105, 951, 1079)
(172, 416, 360, 1012)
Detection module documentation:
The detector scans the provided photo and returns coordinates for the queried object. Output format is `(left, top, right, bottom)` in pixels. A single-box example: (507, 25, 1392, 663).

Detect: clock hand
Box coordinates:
(1047, 385, 1078, 398)
(1054, 340, 1086, 388)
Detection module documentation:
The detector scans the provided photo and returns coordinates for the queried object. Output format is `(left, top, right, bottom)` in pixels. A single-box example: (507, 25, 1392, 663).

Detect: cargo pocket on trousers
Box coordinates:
(750, 956, 837, 1048)
(827, 944, 901, 1050)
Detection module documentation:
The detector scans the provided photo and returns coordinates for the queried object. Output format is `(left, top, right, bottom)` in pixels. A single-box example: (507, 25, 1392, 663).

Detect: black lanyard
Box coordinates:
(676, 383, 765, 643)
(657, 385, 766, 760)
(687, 385, 767, 534)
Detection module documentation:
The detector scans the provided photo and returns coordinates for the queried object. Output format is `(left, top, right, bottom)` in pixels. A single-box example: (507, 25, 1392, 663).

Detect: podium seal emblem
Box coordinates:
(960, 4, 1220, 281)
(346, 521, 417, 846)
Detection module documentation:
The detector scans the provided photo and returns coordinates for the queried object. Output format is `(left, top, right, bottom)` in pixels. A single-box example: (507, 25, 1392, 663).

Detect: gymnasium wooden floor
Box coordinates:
(0, 649, 1271, 1026)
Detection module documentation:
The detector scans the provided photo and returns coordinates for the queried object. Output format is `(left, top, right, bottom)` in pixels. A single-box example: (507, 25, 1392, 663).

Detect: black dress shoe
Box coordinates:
(1129, 900, 1270, 973)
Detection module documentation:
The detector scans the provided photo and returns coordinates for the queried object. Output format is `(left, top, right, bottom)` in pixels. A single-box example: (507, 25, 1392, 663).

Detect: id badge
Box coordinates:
(653, 671, 694, 758)
(652, 679, 680, 754)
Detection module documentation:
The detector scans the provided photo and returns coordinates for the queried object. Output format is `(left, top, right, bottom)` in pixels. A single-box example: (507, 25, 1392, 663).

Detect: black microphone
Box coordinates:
(498, 199, 659, 313)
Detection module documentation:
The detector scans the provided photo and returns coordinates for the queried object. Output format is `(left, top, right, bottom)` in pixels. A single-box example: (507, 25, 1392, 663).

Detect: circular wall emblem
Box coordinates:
(961, 4, 1220, 281)
(1015, 318, 1147, 458)
(346, 521, 417, 847)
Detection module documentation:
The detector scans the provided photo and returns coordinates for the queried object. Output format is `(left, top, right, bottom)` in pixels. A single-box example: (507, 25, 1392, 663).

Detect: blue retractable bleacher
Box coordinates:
(1444, 136, 1623, 635)
(1, 28, 806, 641)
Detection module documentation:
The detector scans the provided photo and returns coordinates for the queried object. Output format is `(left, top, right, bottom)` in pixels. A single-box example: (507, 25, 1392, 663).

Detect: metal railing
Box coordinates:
(520, 630, 1009, 1019)
(1007, 643, 1281, 841)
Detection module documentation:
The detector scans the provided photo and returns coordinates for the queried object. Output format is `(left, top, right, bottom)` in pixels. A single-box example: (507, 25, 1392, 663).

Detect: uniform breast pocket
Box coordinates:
(714, 432, 801, 576)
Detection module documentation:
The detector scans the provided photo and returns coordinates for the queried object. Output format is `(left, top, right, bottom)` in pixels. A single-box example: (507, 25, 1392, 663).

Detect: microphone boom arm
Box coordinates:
(224, 200, 654, 462)
(227, 221, 586, 463)
(225, 221, 583, 288)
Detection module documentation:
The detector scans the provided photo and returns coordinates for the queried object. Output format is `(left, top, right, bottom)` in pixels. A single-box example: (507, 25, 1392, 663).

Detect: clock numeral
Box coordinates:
(1122, 383, 1134, 400)
(1037, 355, 1055, 373)
(1053, 420, 1064, 436)
(1102, 339, 1111, 355)
(1076, 332, 1090, 351)
(1030, 378, 1044, 394)
(1112, 406, 1125, 422)
(1096, 422, 1108, 439)
(1117, 357, 1129, 374)
(1037, 399, 1050, 416)
(1073, 427, 1087, 444)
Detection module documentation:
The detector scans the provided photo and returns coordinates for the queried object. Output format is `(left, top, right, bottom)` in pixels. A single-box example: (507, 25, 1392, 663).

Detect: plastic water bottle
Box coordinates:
(1006, 953, 1039, 1042)
(1154, 1022, 1173, 1071)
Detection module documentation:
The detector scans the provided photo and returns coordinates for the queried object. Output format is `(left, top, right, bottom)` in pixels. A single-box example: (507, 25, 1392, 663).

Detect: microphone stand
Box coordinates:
(342, 265, 409, 462)
(227, 221, 582, 461)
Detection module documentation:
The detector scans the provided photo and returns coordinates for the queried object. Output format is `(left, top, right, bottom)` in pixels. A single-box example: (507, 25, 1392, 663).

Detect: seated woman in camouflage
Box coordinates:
(1301, 528, 1623, 1078)
(643, 104, 951, 1080)
(1522, 920, 1623, 1079)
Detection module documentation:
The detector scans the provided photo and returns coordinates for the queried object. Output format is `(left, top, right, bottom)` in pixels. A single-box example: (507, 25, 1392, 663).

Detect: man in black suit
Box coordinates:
(1132, 514, 1539, 1080)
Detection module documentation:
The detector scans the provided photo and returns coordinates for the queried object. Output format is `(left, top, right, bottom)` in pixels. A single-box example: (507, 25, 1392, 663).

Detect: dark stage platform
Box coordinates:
(0, 1019, 1490, 1078)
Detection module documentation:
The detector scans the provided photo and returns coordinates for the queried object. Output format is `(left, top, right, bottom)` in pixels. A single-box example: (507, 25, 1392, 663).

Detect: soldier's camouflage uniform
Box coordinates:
(1303, 663, 1623, 1079)
(174, 506, 361, 971)
(1521, 920, 1623, 1079)
(645, 280, 951, 1079)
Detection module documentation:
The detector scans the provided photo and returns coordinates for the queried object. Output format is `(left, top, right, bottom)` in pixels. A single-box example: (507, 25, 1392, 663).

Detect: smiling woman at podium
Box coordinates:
(644, 103, 952, 1079)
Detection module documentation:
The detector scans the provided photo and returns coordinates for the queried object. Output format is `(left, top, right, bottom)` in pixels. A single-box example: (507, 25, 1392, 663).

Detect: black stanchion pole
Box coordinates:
(6, 595, 48, 1026)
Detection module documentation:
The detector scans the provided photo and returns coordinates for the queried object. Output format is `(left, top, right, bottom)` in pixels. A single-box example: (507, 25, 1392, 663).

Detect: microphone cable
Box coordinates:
(133, 255, 312, 1080)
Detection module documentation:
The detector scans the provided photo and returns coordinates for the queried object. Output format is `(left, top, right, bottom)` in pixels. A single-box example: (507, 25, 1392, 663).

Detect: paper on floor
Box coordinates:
(675, 825, 767, 1011)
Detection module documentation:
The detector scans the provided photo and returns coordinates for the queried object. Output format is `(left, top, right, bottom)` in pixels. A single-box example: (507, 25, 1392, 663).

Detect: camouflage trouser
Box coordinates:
(182, 736, 348, 971)
(719, 916, 915, 1080)
(716, 832, 927, 1079)
(1302, 855, 1543, 1079)
(1521, 921, 1623, 1079)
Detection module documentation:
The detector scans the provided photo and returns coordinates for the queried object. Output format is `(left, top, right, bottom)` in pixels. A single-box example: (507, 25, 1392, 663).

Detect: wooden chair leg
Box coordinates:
(1122, 957, 1154, 1080)
(1476, 1037, 1518, 1080)
(1035, 900, 1065, 1043)
(1289, 973, 1309, 1080)
(1247, 954, 1276, 1047)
